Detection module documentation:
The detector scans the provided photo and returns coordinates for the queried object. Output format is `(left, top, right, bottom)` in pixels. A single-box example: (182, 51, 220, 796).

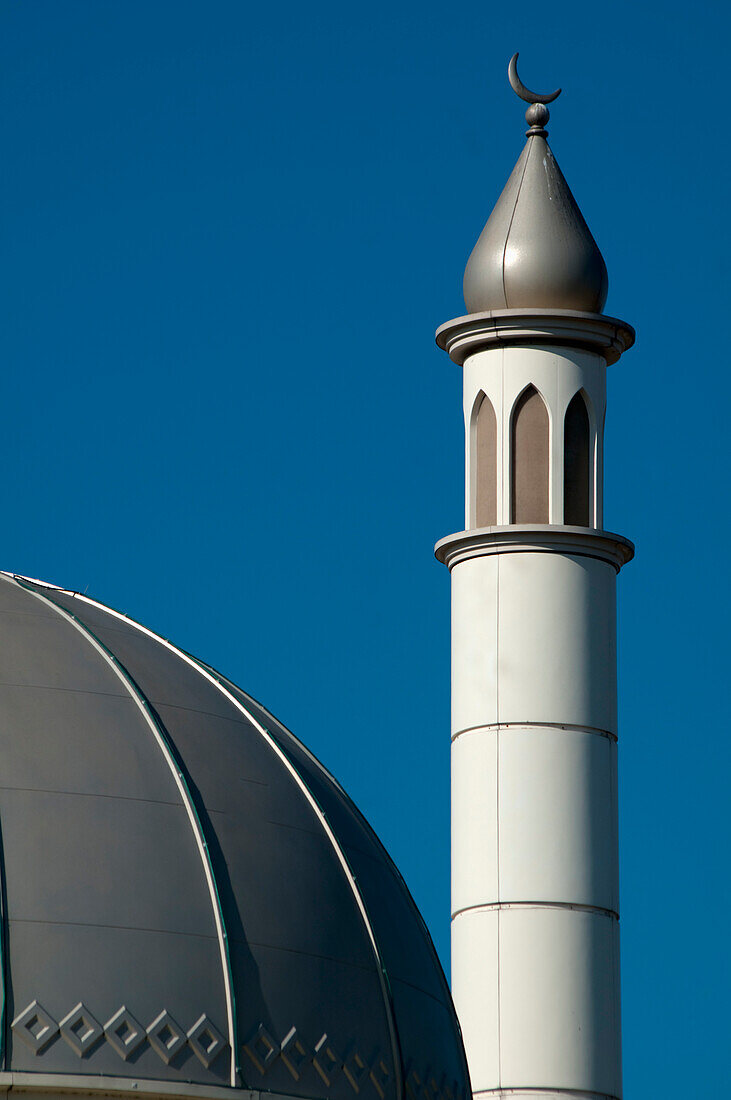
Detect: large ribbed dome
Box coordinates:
(0, 572, 469, 1100)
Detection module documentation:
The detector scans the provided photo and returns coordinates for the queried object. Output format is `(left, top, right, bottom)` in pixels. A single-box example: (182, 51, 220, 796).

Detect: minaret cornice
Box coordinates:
(436, 307, 635, 367)
(434, 523, 635, 572)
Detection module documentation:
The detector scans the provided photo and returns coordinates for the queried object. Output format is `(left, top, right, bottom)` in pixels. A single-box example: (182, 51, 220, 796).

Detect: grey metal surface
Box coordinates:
(507, 52, 561, 104)
(219, 681, 470, 1098)
(462, 60, 608, 315)
(0, 575, 228, 1086)
(0, 574, 470, 1100)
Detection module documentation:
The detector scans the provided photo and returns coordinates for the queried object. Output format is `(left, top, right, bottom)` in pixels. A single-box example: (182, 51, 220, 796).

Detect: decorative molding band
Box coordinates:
(11, 1003, 225, 1069)
(243, 1025, 466, 1100)
(404, 1063, 467, 1100)
(243, 1025, 393, 1097)
(11, 1005, 460, 1100)
(434, 525, 634, 573)
(244, 1025, 468, 1100)
(451, 901, 619, 922)
(435, 308, 635, 367)
(0, 1075, 468, 1100)
(0, 1072, 257, 1100)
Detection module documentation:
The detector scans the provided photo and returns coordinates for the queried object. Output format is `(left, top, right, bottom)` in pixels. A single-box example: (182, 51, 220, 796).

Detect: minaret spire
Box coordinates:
(436, 56, 634, 1100)
(463, 54, 608, 315)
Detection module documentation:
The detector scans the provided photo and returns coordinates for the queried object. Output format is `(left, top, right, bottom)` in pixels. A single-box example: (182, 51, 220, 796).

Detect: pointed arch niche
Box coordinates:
(472, 394, 497, 527)
(511, 385, 549, 524)
(564, 391, 591, 526)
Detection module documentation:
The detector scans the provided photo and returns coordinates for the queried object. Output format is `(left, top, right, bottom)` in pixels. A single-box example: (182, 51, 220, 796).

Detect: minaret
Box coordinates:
(436, 56, 634, 1100)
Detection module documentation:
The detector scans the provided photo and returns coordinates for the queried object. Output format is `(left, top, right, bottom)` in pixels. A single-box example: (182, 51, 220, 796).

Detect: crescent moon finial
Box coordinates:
(508, 53, 561, 137)
(508, 53, 561, 105)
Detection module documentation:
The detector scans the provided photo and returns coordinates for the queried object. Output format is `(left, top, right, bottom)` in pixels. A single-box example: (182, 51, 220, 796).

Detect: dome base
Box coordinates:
(435, 309, 635, 367)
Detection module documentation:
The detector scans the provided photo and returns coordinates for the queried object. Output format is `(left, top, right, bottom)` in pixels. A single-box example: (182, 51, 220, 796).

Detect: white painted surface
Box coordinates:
(496, 552, 616, 730)
(462, 345, 606, 528)
(452, 907, 620, 1097)
(451, 551, 617, 736)
(451, 728, 498, 912)
(497, 727, 617, 912)
(443, 329, 629, 1100)
(498, 907, 621, 1095)
(450, 908, 499, 1092)
(452, 726, 618, 914)
(451, 555, 498, 733)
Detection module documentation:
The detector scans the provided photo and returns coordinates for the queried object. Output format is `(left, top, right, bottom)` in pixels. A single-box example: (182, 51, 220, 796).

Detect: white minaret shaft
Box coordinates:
(436, 57, 635, 1100)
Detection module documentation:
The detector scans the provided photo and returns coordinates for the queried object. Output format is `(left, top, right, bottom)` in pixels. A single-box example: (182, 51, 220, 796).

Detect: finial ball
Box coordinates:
(525, 102, 550, 129)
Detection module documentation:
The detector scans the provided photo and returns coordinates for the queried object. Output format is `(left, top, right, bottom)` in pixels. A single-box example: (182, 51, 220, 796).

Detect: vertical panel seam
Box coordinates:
(500, 149, 530, 309)
(495, 544, 502, 1087)
(554, 355, 559, 523)
(0, 800, 8, 1068)
(496, 347, 503, 1088)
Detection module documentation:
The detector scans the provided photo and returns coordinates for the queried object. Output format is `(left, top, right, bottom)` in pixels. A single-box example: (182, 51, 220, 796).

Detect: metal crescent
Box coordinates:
(508, 53, 561, 105)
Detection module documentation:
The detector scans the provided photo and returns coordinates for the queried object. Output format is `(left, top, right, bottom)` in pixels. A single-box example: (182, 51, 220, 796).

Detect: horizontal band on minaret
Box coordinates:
(435, 308, 635, 367)
(451, 722, 617, 743)
(473, 1088, 621, 1099)
(435, 525, 634, 572)
(451, 901, 619, 922)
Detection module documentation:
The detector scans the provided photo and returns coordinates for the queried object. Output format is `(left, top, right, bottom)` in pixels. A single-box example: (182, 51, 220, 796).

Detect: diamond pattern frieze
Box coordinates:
(312, 1032, 342, 1087)
(187, 1013, 225, 1069)
(343, 1047, 370, 1093)
(405, 1064, 423, 1100)
(12, 1001, 59, 1054)
(59, 1003, 103, 1057)
(369, 1055, 390, 1100)
(146, 1009, 186, 1065)
(280, 1026, 312, 1081)
(104, 1006, 145, 1061)
(439, 1072, 461, 1100)
(422, 1070, 437, 1100)
(8, 1000, 416, 1099)
(243, 1023, 280, 1074)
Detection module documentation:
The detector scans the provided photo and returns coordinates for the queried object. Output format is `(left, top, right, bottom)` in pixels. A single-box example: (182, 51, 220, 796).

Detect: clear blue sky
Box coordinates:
(0, 1, 728, 1094)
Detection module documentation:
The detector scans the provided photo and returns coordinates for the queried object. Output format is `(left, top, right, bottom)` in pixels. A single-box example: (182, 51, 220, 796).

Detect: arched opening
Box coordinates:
(474, 394, 497, 527)
(564, 391, 591, 526)
(511, 385, 549, 524)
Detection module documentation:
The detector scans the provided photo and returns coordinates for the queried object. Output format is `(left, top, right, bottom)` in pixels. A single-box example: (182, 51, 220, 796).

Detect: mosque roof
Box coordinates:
(0, 571, 469, 1100)
(463, 54, 608, 315)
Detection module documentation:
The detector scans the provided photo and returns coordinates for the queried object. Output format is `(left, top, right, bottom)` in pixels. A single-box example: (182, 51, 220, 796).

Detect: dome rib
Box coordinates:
(61, 586, 405, 1100)
(10, 576, 240, 1088)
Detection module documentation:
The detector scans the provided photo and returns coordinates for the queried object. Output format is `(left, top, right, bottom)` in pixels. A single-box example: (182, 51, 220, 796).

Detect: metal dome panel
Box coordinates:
(463, 134, 608, 315)
(0, 574, 470, 1100)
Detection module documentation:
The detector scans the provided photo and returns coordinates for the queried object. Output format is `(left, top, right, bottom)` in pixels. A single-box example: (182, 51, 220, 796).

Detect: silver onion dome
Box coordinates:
(0, 571, 469, 1100)
(463, 54, 608, 314)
